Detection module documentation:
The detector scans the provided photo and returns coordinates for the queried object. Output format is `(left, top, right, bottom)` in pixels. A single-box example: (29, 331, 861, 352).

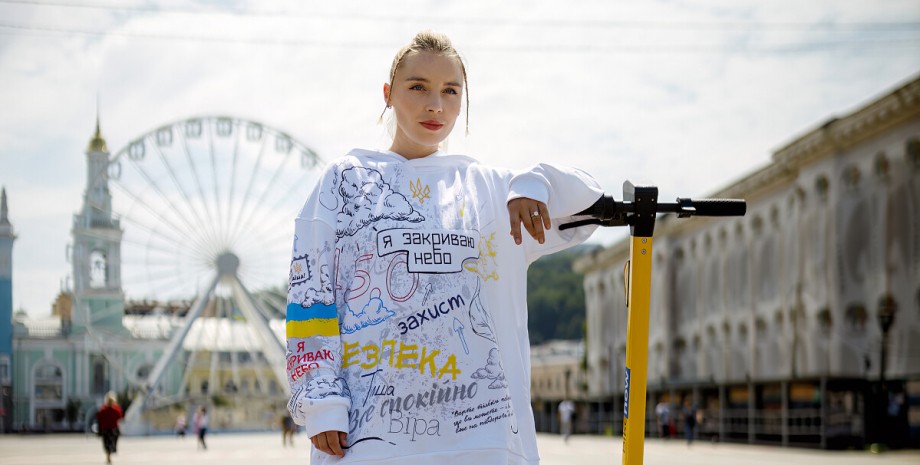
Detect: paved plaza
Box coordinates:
(1, 431, 918, 465)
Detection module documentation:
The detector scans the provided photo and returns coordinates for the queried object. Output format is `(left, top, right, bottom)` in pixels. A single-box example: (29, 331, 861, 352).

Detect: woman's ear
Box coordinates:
(383, 83, 391, 106)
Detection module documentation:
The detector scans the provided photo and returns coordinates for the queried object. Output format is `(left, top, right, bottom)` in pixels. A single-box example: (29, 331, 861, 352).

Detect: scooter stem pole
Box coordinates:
(621, 182, 657, 465)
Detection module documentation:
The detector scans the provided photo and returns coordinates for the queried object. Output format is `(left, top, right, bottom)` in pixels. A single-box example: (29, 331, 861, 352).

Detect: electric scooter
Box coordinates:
(561, 181, 746, 465)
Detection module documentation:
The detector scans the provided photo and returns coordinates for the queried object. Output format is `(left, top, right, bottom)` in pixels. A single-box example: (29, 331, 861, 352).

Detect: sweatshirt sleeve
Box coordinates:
(507, 163, 604, 262)
(285, 169, 351, 438)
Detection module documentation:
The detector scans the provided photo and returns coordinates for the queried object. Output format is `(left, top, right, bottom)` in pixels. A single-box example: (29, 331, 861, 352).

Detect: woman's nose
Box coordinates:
(426, 94, 443, 113)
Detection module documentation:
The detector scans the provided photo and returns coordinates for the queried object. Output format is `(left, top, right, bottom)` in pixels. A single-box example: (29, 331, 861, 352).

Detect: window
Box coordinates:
(906, 137, 920, 170)
(0, 356, 11, 383)
(136, 364, 152, 382)
(89, 250, 107, 288)
(33, 363, 64, 401)
(91, 356, 108, 395)
(35, 364, 62, 379)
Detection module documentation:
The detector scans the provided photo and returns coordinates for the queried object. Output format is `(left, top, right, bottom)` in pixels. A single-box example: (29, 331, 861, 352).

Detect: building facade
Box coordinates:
(6, 121, 176, 432)
(0, 188, 16, 432)
(4, 118, 291, 433)
(574, 75, 920, 448)
(529, 340, 588, 434)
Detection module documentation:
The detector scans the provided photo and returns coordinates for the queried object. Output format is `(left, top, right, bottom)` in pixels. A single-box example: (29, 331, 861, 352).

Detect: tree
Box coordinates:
(526, 245, 596, 345)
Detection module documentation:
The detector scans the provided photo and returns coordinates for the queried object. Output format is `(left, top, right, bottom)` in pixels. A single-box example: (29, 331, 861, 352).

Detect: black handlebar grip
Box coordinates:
(688, 199, 746, 216)
(575, 194, 618, 220)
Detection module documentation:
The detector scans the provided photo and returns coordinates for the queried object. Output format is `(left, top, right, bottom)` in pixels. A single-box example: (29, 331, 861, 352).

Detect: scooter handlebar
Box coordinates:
(563, 194, 746, 230)
(662, 198, 747, 217)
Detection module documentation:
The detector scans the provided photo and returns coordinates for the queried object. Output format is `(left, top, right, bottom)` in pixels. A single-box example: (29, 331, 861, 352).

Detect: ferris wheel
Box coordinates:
(84, 116, 323, 432)
(105, 116, 320, 307)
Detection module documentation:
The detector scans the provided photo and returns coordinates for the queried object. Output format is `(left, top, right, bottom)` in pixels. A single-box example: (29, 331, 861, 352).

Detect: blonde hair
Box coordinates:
(104, 391, 117, 407)
(380, 30, 470, 135)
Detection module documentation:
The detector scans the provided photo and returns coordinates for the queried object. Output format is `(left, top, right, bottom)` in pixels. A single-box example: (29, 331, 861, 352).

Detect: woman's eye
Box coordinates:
(443, 88, 459, 95)
(410, 84, 424, 91)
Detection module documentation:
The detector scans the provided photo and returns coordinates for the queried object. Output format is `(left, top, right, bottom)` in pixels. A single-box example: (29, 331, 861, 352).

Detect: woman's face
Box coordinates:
(385, 51, 464, 159)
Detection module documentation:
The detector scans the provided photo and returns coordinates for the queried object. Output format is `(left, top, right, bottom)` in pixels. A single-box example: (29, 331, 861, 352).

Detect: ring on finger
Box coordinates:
(531, 211, 540, 218)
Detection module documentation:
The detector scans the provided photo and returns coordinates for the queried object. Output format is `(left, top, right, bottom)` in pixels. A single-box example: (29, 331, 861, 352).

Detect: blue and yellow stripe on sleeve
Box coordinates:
(286, 302, 339, 338)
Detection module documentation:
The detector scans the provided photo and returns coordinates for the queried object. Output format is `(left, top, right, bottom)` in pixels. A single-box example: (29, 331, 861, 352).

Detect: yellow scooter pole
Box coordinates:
(621, 183, 658, 465)
(563, 181, 745, 465)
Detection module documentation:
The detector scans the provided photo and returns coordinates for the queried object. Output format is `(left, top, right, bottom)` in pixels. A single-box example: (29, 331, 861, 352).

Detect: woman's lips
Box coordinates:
(420, 120, 444, 131)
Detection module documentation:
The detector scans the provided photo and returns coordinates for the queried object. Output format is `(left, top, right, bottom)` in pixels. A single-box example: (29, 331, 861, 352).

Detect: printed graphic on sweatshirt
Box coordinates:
(452, 317, 471, 354)
(471, 348, 507, 389)
(385, 254, 419, 302)
(286, 301, 339, 339)
(286, 375, 354, 424)
(287, 339, 336, 382)
(341, 288, 396, 335)
(410, 178, 431, 204)
(376, 228, 479, 274)
(289, 254, 311, 288)
(396, 293, 466, 336)
(290, 258, 334, 308)
(463, 232, 500, 282)
(287, 161, 530, 458)
(468, 280, 496, 343)
(327, 166, 424, 237)
(287, 252, 338, 339)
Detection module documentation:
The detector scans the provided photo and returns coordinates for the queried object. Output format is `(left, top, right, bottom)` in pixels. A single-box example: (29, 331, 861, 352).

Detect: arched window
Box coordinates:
(33, 363, 64, 401)
(905, 137, 920, 170)
(91, 356, 108, 395)
(136, 364, 153, 383)
(89, 250, 107, 288)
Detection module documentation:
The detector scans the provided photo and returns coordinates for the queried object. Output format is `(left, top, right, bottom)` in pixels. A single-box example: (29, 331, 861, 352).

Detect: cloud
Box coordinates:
(1, 0, 918, 317)
(471, 347, 507, 389)
(340, 288, 396, 335)
(298, 264, 334, 308)
(334, 166, 423, 237)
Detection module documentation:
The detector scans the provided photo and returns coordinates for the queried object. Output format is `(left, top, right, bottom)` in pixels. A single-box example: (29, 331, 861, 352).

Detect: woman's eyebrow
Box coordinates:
(404, 76, 462, 87)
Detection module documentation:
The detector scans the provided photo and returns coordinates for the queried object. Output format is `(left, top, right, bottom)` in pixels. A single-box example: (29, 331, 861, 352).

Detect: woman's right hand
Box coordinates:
(311, 430, 347, 457)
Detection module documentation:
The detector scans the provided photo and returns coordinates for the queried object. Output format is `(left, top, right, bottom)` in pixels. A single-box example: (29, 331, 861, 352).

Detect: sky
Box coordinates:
(1, 0, 919, 317)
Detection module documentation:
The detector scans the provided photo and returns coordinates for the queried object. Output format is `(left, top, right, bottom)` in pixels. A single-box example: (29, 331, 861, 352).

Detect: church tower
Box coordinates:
(0, 187, 15, 384)
(70, 117, 125, 334)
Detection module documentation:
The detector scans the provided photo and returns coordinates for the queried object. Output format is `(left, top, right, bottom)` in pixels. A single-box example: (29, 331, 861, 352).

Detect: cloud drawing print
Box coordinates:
(335, 166, 423, 238)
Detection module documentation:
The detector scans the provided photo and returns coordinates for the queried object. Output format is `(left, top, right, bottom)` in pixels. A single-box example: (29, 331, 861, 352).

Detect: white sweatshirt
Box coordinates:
(286, 148, 601, 464)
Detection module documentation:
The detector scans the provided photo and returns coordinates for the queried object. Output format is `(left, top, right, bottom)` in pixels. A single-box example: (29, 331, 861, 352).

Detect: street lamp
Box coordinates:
(565, 368, 572, 400)
(873, 294, 898, 449)
(876, 294, 897, 385)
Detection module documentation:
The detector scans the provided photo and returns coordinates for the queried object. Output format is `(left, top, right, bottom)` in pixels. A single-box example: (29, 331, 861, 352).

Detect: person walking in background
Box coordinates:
(682, 398, 697, 446)
(558, 399, 575, 443)
(175, 412, 187, 438)
(96, 391, 123, 464)
(655, 400, 670, 439)
(193, 405, 209, 450)
(281, 413, 297, 447)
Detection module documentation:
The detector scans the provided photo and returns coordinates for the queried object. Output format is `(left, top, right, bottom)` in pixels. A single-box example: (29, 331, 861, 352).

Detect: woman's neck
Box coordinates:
(389, 143, 438, 160)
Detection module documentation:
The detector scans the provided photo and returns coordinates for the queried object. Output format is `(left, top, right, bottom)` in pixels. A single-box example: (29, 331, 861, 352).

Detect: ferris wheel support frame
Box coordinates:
(122, 273, 220, 435)
(231, 275, 290, 397)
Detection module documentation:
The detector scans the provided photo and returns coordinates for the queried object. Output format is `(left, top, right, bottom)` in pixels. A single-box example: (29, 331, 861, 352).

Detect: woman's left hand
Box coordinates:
(508, 197, 551, 245)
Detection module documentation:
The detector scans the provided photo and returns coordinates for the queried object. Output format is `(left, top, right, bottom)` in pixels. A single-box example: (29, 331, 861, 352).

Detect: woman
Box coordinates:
(285, 30, 602, 464)
(175, 412, 187, 438)
(193, 405, 209, 450)
(96, 391, 122, 464)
